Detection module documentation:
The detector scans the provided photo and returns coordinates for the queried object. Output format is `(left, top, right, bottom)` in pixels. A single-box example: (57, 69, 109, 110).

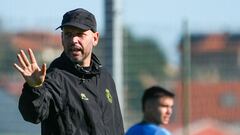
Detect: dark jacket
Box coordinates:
(18, 53, 124, 135)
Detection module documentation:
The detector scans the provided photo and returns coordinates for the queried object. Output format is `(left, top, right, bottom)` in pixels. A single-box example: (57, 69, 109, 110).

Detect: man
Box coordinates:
(125, 86, 174, 135)
(13, 8, 124, 135)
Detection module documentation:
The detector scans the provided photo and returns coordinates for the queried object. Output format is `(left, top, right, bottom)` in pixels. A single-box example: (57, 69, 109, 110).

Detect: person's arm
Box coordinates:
(14, 49, 62, 123)
(18, 76, 63, 124)
(109, 77, 124, 135)
(113, 88, 124, 135)
(18, 82, 50, 123)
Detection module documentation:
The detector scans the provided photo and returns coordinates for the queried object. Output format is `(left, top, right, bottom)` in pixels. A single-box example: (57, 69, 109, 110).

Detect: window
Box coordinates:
(220, 91, 237, 108)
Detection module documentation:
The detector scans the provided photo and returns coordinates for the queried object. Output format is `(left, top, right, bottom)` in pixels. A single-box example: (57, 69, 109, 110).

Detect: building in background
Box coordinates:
(0, 31, 62, 96)
(172, 32, 240, 134)
(179, 33, 240, 81)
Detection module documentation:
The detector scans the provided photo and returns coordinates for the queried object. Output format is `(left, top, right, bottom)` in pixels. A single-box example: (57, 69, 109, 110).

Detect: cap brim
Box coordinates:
(55, 23, 91, 31)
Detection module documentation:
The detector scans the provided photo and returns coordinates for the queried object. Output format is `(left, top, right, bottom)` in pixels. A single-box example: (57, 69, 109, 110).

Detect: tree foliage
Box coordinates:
(123, 28, 168, 113)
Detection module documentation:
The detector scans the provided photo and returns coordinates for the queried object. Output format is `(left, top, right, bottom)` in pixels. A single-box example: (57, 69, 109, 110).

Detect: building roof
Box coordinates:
(179, 32, 240, 53)
(10, 31, 61, 51)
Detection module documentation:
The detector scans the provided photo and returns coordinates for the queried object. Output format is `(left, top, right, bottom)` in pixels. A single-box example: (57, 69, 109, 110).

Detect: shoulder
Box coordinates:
(99, 67, 115, 83)
(125, 123, 142, 135)
(46, 67, 63, 79)
(155, 126, 171, 135)
(126, 123, 160, 135)
(46, 57, 71, 82)
(126, 123, 171, 135)
(100, 67, 111, 76)
(48, 54, 65, 69)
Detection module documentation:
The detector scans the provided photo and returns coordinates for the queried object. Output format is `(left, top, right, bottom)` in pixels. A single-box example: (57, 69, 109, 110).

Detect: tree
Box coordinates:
(123, 28, 168, 123)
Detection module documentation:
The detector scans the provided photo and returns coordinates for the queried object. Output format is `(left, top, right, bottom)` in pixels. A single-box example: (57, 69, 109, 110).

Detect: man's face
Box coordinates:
(146, 97, 174, 125)
(61, 26, 99, 66)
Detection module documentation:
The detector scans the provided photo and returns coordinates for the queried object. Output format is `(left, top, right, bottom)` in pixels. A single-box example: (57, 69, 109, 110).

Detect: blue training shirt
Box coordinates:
(125, 123, 171, 135)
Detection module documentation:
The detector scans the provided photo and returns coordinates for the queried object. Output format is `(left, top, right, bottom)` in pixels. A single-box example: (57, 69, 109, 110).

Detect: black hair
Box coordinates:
(142, 86, 174, 111)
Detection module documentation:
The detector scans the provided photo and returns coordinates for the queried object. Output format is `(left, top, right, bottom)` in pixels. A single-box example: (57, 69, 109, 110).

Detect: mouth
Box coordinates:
(69, 47, 82, 55)
(163, 116, 170, 121)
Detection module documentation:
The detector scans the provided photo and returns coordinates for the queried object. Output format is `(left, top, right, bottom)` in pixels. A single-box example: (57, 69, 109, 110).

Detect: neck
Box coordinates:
(81, 54, 92, 67)
(71, 57, 91, 67)
(77, 61, 90, 67)
(143, 115, 160, 126)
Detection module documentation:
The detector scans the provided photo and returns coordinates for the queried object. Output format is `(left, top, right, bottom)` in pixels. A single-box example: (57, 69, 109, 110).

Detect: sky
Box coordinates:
(1, 0, 240, 66)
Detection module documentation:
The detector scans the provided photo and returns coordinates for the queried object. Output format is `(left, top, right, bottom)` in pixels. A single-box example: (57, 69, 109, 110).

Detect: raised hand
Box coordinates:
(13, 48, 47, 87)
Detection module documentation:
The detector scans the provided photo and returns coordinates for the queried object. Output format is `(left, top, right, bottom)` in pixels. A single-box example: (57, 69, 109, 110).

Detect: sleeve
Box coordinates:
(110, 77, 125, 135)
(100, 68, 125, 134)
(18, 74, 64, 124)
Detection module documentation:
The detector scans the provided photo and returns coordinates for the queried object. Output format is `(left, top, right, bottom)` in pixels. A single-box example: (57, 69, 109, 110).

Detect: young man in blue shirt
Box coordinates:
(126, 86, 174, 135)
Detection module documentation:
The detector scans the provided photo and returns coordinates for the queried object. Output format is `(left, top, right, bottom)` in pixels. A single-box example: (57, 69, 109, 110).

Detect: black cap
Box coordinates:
(56, 8, 97, 32)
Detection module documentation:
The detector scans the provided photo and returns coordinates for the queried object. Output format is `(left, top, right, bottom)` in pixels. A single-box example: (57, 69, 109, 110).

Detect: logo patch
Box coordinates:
(105, 89, 112, 103)
(80, 93, 89, 101)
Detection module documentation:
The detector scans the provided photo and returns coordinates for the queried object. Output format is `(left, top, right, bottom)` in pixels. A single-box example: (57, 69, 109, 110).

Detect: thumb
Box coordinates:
(41, 63, 47, 77)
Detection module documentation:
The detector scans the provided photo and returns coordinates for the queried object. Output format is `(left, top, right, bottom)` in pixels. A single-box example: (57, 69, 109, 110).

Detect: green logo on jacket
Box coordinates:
(105, 89, 112, 103)
(80, 93, 89, 101)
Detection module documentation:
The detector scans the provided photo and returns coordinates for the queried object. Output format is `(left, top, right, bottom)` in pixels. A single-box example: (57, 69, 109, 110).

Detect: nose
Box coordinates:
(72, 36, 80, 44)
(167, 107, 172, 115)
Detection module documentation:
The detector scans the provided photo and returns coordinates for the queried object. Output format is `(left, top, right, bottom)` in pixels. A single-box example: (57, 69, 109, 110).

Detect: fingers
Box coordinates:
(28, 48, 37, 64)
(20, 50, 31, 67)
(16, 49, 38, 67)
(17, 53, 27, 68)
(13, 63, 25, 74)
(14, 48, 41, 74)
(14, 49, 47, 84)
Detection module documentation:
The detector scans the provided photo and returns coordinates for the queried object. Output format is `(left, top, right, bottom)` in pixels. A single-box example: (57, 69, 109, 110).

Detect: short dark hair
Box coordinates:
(142, 86, 174, 111)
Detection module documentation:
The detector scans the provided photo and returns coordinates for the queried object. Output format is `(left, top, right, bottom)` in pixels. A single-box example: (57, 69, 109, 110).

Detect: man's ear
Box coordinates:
(61, 32, 64, 45)
(93, 32, 99, 47)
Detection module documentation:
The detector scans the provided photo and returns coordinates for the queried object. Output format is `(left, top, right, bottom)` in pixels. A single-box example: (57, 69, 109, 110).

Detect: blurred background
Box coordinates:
(1, 0, 240, 135)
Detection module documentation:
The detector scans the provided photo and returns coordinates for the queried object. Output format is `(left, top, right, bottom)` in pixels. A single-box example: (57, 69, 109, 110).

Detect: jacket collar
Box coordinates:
(73, 53, 102, 75)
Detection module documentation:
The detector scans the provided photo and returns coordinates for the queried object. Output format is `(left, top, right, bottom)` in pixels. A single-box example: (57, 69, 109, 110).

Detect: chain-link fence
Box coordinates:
(1, 2, 240, 135)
